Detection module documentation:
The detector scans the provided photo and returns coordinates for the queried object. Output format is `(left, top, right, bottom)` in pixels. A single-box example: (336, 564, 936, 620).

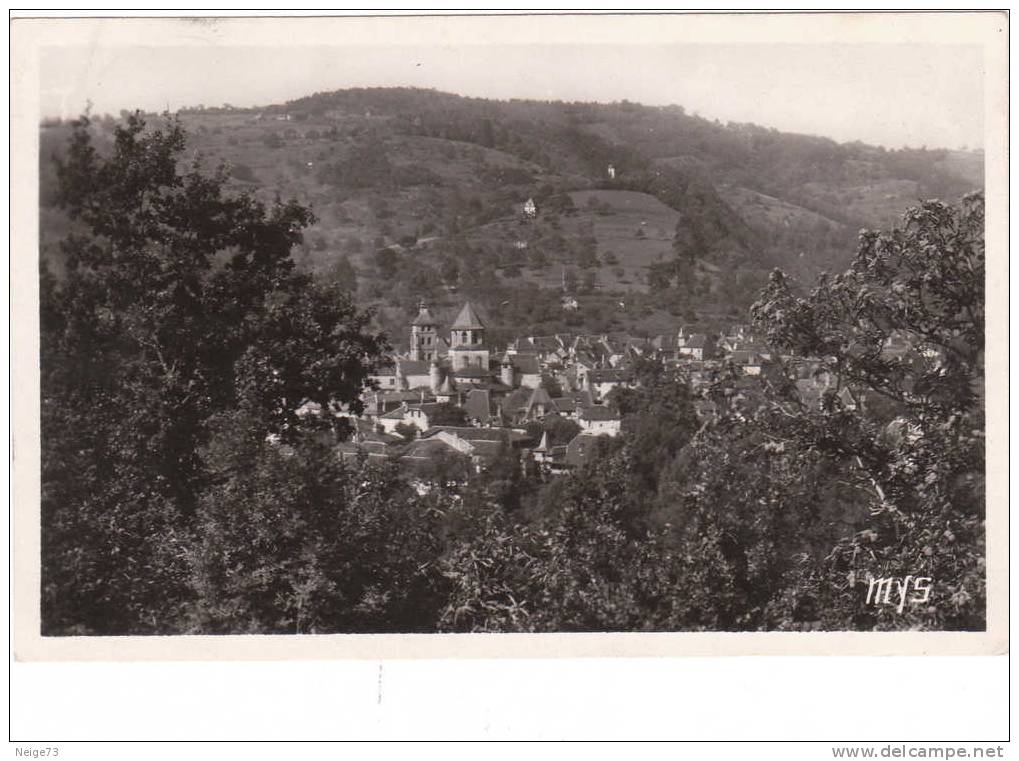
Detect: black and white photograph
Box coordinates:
(13, 12, 1006, 655)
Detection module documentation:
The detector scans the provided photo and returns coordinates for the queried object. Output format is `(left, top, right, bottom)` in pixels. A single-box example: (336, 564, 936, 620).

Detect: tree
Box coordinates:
(325, 254, 358, 292)
(750, 194, 985, 630)
(373, 246, 401, 279)
(394, 422, 419, 441)
(40, 113, 387, 634)
(189, 419, 447, 633)
(647, 262, 672, 292)
(439, 255, 460, 286)
(540, 414, 580, 446)
(606, 358, 699, 495)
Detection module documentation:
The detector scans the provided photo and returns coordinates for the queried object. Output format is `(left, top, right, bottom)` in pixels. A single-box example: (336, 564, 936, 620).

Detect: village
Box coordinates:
(327, 296, 895, 490)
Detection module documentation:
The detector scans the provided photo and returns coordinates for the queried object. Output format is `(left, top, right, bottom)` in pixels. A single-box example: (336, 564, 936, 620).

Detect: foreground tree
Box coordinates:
(440, 195, 985, 633)
(188, 414, 447, 633)
(41, 114, 386, 633)
(751, 194, 985, 629)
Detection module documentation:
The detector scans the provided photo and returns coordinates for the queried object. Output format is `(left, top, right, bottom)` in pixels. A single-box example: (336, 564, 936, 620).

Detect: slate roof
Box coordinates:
(525, 385, 556, 413)
(509, 353, 541, 375)
(407, 403, 443, 416)
(579, 405, 620, 421)
(437, 375, 457, 394)
(423, 426, 509, 442)
(503, 387, 532, 413)
(652, 334, 679, 351)
(336, 440, 390, 457)
(377, 390, 430, 403)
(451, 302, 485, 330)
(551, 397, 577, 413)
(464, 389, 493, 421)
(529, 336, 559, 352)
(451, 365, 492, 379)
(411, 305, 438, 326)
(685, 334, 710, 349)
(400, 438, 458, 461)
(561, 389, 594, 407)
(397, 359, 432, 375)
(587, 368, 633, 384)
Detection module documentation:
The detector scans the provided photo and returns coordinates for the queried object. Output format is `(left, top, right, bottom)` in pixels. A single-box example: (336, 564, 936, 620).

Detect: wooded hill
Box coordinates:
(40, 87, 982, 345)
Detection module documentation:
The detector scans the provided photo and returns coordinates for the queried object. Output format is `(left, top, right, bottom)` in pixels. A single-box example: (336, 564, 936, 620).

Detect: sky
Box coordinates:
(36, 24, 986, 150)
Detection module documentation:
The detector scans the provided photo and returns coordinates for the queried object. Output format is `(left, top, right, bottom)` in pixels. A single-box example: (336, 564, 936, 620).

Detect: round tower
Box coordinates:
(501, 357, 515, 387)
(429, 359, 442, 394)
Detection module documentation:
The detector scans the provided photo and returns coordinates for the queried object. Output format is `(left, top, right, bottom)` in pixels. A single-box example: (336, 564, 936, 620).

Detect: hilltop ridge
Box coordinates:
(39, 86, 982, 343)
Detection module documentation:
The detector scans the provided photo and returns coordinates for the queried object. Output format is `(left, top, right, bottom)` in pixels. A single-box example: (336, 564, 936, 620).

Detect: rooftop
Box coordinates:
(579, 405, 621, 421)
(451, 301, 485, 330)
(411, 304, 438, 327)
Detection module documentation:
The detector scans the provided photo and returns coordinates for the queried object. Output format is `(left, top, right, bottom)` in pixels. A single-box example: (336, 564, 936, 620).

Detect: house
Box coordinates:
(376, 404, 411, 434)
(577, 405, 622, 437)
(335, 438, 391, 465)
(523, 197, 538, 218)
(396, 358, 438, 391)
(463, 388, 495, 425)
(599, 336, 627, 367)
(531, 431, 553, 466)
(434, 375, 460, 405)
(377, 402, 443, 434)
(561, 295, 579, 311)
(397, 438, 473, 487)
(451, 364, 494, 386)
(522, 385, 557, 421)
(526, 336, 562, 364)
(730, 350, 764, 376)
(651, 334, 681, 361)
(583, 368, 635, 400)
(500, 387, 534, 423)
(502, 353, 542, 389)
(369, 364, 400, 390)
(405, 403, 443, 433)
(678, 333, 714, 360)
(529, 431, 572, 475)
(421, 426, 526, 470)
(677, 325, 696, 347)
(364, 389, 434, 418)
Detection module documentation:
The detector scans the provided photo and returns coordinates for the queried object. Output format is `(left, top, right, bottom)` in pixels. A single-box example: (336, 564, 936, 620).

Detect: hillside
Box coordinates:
(39, 87, 982, 344)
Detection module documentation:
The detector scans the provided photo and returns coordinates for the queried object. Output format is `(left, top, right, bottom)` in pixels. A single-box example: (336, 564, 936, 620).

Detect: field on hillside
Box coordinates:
(174, 112, 570, 278)
(717, 185, 845, 232)
(798, 179, 922, 229)
(560, 190, 680, 291)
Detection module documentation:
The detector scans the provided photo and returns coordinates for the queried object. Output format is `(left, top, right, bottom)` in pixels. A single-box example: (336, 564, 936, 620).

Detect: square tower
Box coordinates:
(409, 302, 438, 361)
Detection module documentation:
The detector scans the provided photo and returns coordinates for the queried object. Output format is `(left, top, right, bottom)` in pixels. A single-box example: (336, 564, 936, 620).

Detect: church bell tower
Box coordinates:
(409, 302, 438, 361)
